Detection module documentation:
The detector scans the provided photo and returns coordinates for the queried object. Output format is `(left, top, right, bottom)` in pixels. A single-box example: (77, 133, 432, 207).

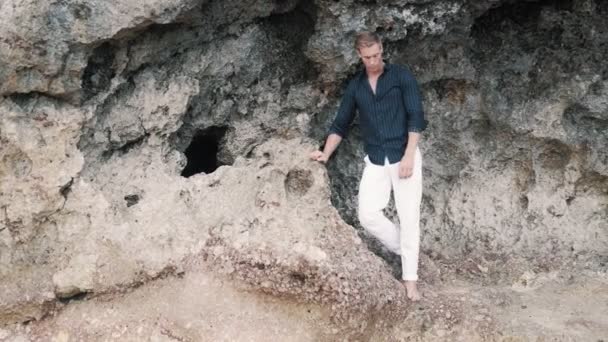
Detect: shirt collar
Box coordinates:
(359, 61, 392, 81)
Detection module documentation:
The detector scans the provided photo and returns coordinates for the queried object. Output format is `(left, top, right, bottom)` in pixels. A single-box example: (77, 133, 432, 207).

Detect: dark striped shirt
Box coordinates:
(329, 63, 427, 165)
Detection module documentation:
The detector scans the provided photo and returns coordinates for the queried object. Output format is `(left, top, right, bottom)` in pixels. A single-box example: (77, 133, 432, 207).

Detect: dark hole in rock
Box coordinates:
(7, 92, 39, 109)
(566, 196, 575, 205)
(285, 169, 314, 195)
(124, 194, 140, 207)
(58, 291, 88, 304)
(60, 178, 74, 200)
(519, 195, 529, 210)
(473, 0, 573, 36)
(181, 126, 228, 177)
(82, 42, 117, 102)
(289, 272, 307, 283)
(261, 0, 318, 83)
(471, 0, 577, 75)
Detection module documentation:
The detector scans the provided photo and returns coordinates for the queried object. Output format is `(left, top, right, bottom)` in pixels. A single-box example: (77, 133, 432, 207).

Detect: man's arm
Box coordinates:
(400, 67, 427, 134)
(399, 67, 426, 178)
(399, 132, 420, 177)
(310, 81, 357, 163)
(310, 133, 342, 163)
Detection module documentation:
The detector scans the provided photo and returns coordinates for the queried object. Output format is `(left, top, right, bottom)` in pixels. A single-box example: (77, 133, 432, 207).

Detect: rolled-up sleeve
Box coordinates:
(400, 68, 427, 133)
(328, 81, 357, 138)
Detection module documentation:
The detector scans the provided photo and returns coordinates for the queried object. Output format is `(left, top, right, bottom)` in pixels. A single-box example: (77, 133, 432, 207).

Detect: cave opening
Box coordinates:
(259, 0, 319, 84)
(82, 41, 117, 102)
(473, 0, 573, 31)
(181, 126, 228, 177)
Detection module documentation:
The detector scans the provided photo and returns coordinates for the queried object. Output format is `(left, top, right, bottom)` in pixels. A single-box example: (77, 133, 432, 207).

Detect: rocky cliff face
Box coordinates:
(321, 0, 608, 263)
(1, 0, 606, 339)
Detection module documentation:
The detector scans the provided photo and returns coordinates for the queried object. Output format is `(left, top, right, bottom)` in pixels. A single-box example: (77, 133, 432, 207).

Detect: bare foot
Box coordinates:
(402, 280, 421, 301)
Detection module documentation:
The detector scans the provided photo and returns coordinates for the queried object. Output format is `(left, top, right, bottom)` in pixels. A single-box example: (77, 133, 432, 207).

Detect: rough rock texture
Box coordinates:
(314, 0, 608, 260)
(1, 0, 607, 339)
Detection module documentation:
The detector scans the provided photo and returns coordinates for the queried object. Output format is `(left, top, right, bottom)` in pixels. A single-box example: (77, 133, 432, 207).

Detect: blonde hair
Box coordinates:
(355, 31, 381, 51)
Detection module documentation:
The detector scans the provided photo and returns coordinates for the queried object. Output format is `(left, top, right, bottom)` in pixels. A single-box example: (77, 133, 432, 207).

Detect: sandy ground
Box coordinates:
(492, 271, 608, 340)
(1, 262, 607, 341)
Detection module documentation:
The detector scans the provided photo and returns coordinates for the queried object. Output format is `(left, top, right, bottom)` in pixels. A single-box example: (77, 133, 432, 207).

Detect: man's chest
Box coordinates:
(355, 78, 403, 111)
(368, 76, 379, 94)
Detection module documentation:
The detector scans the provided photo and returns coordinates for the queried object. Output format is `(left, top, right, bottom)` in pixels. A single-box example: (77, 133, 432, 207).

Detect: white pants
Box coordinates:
(357, 149, 423, 281)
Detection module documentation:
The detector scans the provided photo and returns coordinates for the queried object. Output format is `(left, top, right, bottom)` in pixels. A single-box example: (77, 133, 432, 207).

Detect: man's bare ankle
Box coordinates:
(401, 280, 421, 301)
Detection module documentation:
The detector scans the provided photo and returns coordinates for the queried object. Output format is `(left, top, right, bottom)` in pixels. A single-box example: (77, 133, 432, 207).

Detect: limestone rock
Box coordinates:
(0, 0, 607, 337)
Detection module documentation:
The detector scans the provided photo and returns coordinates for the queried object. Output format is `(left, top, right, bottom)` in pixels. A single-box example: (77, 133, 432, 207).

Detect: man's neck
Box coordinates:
(366, 62, 385, 79)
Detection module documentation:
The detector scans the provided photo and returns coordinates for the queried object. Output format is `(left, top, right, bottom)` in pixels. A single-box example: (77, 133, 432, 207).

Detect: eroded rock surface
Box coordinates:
(1, 0, 607, 339)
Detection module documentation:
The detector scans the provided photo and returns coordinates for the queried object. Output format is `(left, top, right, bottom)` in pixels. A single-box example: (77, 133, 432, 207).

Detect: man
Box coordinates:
(310, 32, 427, 301)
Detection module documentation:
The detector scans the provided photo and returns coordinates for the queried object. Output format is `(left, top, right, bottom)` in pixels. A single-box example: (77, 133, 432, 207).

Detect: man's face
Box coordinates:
(357, 43, 383, 73)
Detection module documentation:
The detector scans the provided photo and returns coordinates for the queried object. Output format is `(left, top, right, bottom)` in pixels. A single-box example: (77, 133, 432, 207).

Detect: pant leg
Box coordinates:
(389, 148, 423, 281)
(358, 156, 401, 255)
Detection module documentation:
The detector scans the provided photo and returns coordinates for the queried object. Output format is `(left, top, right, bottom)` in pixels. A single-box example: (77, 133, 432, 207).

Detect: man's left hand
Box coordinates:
(399, 153, 415, 178)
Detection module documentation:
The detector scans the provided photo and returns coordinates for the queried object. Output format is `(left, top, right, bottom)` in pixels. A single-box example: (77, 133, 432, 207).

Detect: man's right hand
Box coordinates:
(309, 150, 329, 163)
(310, 134, 341, 164)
